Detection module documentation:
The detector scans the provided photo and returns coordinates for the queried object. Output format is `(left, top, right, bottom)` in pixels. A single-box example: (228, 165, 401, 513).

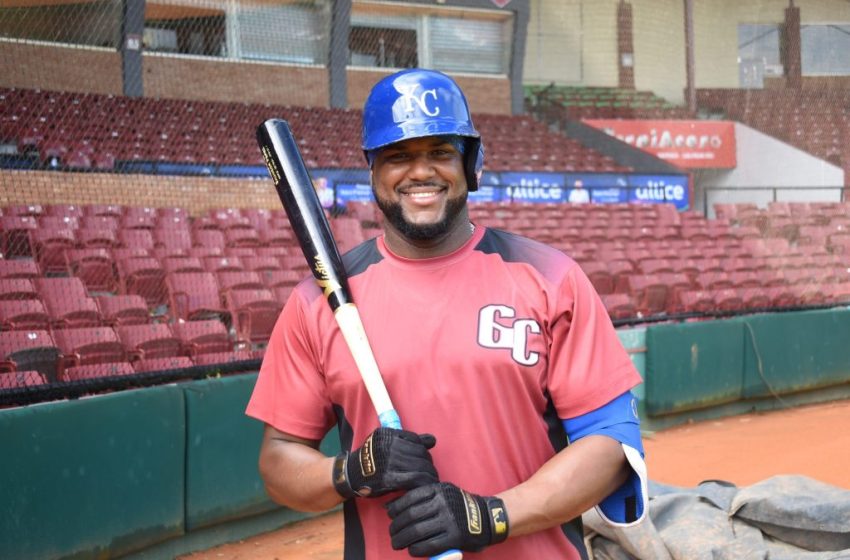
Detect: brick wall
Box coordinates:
(1, 170, 280, 216)
(143, 55, 330, 107)
(0, 42, 123, 95)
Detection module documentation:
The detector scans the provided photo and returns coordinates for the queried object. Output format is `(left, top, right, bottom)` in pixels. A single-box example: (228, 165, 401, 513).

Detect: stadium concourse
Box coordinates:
(177, 398, 850, 560)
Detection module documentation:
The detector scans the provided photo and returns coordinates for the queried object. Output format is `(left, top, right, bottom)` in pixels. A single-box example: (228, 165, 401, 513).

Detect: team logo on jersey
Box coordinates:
(477, 304, 541, 366)
(397, 83, 440, 117)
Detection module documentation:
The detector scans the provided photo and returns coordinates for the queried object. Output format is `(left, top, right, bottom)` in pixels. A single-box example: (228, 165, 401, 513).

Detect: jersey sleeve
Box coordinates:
(245, 288, 336, 441)
(547, 263, 642, 419)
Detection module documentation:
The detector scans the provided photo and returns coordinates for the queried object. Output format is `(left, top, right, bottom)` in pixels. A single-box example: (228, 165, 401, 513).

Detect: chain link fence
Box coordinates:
(1, 1, 849, 404)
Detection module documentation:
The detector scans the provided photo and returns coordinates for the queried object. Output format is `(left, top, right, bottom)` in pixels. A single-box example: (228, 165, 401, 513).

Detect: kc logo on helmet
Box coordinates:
(397, 83, 440, 117)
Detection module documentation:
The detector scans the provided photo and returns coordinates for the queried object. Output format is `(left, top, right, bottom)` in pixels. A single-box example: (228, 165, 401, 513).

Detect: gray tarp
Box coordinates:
(583, 475, 850, 559)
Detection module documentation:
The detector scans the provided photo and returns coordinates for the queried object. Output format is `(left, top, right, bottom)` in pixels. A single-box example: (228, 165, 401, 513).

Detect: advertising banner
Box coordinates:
(583, 119, 737, 168)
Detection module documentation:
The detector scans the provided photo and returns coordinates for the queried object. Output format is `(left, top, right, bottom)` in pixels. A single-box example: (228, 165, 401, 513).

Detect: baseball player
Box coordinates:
(247, 68, 648, 559)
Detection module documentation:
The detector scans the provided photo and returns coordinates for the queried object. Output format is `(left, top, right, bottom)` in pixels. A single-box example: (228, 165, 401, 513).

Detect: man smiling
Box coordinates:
(247, 68, 648, 559)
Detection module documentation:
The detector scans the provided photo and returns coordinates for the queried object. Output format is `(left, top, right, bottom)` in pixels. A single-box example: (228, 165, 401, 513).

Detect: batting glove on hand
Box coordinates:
(333, 427, 438, 499)
(386, 482, 509, 557)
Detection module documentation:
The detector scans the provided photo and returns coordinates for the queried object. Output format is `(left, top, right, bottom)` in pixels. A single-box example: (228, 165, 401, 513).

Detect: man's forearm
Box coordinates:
(497, 435, 630, 537)
(258, 429, 343, 512)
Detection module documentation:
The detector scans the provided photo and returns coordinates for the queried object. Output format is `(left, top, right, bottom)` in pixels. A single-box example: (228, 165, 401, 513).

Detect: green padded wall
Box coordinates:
(741, 309, 850, 398)
(645, 319, 745, 416)
(184, 373, 341, 530)
(0, 386, 185, 560)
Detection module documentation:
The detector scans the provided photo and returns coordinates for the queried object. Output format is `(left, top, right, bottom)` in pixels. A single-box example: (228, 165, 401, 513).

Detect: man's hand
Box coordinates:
(386, 482, 509, 557)
(333, 427, 438, 499)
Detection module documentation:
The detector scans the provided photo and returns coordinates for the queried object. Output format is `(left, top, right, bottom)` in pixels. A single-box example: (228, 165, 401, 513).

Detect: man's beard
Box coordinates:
(373, 187, 468, 241)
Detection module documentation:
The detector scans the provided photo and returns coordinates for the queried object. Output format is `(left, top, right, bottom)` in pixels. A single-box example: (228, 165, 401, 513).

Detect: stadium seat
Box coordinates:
(83, 204, 123, 218)
(76, 227, 120, 249)
(224, 228, 261, 249)
(60, 361, 136, 382)
(192, 350, 257, 367)
(117, 257, 168, 305)
(226, 288, 282, 346)
(133, 355, 194, 373)
(28, 227, 77, 274)
(162, 256, 205, 275)
(676, 289, 717, 314)
(257, 227, 295, 247)
(216, 270, 265, 295)
(65, 248, 119, 293)
(192, 229, 225, 250)
(171, 319, 233, 358)
(599, 293, 637, 320)
(713, 288, 744, 312)
(0, 259, 40, 279)
(0, 278, 38, 300)
(166, 272, 231, 325)
(264, 269, 302, 290)
(0, 299, 51, 331)
(202, 256, 244, 273)
(625, 275, 669, 317)
(0, 329, 61, 381)
(580, 261, 615, 295)
(0, 370, 47, 388)
(153, 228, 193, 256)
(41, 291, 102, 330)
(96, 295, 149, 326)
(116, 323, 182, 361)
(242, 255, 283, 274)
(118, 229, 155, 252)
(1, 215, 38, 258)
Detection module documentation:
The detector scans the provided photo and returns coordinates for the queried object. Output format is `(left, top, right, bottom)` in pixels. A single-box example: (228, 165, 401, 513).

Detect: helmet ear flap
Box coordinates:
(465, 138, 484, 192)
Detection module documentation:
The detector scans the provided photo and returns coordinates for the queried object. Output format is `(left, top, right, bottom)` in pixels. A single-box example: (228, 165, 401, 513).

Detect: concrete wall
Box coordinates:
(694, 123, 845, 215)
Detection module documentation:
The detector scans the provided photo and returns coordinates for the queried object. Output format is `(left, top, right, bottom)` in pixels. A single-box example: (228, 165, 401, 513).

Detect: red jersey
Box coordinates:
(246, 226, 642, 559)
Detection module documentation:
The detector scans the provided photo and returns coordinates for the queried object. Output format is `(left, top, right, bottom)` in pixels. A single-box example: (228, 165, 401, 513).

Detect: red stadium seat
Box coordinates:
(226, 288, 282, 346)
(0, 370, 47, 388)
(61, 361, 136, 382)
(118, 229, 155, 251)
(580, 261, 615, 295)
(166, 272, 231, 325)
(133, 356, 194, 373)
(116, 323, 182, 361)
(117, 257, 167, 305)
(0, 299, 51, 331)
(52, 326, 126, 375)
(171, 319, 233, 358)
(0, 259, 40, 279)
(0, 329, 61, 381)
(162, 256, 205, 275)
(96, 295, 150, 326)
(1, 215, 38, 258)
(65, 248, 119, 293)
(217, 270, 265, 295)
(0, 278, 38, 300)
(599, 293, 637, 320)
(202, 255, 244, 273)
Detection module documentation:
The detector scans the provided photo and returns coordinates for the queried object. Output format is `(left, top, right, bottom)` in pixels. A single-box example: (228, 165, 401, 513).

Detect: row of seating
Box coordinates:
(0, 87, 631, 174)
(695, 88, 848, 169)
(0, 323, 262, 386)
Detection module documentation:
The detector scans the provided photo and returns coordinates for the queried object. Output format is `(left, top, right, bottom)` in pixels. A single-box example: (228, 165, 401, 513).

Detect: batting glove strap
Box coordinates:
(332, 452, 358, 500)
(335, 428, 438, 500)
(387, 483, 510, 556)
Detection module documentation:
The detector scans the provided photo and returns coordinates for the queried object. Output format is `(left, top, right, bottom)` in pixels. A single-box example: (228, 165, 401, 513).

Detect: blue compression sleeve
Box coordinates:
(562, 391, 647, 525)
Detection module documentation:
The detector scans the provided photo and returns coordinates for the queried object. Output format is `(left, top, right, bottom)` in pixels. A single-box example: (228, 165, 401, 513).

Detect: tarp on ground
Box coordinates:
(583, 475, 850, 560)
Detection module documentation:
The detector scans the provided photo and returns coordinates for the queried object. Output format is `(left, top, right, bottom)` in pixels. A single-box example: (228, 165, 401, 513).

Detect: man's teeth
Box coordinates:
(407, 191, 438, 198)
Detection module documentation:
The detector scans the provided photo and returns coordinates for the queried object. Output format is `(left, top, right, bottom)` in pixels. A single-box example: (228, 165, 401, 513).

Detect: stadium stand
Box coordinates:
(0, 87, 631, 174)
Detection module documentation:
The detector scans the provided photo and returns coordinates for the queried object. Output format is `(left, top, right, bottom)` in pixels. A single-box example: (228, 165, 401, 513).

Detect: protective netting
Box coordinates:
(0, 0, 849, 404)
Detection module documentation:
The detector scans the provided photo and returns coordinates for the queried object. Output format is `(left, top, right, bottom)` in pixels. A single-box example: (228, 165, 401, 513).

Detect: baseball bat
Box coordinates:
(256, 119, 461, 560)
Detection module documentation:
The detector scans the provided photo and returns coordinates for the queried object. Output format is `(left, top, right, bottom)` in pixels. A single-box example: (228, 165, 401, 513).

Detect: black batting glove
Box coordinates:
(387, 482, 509, 557)
(332, 427, 438, 499)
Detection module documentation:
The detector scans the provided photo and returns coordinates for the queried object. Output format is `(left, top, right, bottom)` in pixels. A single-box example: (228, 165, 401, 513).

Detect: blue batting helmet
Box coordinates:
(362, 68, 484, 191)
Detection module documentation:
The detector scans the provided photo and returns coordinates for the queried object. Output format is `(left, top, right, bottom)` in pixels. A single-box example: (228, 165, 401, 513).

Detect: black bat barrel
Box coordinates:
(256, 118, 353, 312)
